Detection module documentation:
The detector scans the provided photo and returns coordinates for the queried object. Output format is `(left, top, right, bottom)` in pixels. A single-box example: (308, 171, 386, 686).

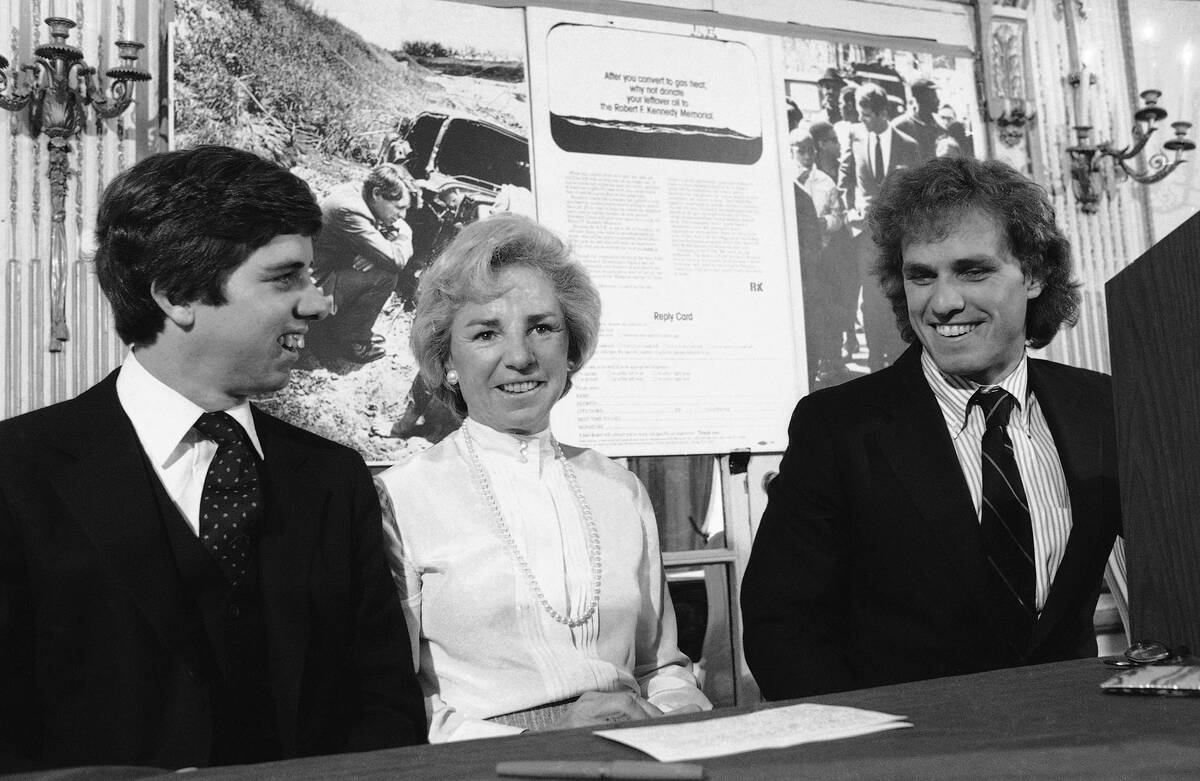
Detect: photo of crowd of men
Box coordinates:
(783, 60, 976, 390)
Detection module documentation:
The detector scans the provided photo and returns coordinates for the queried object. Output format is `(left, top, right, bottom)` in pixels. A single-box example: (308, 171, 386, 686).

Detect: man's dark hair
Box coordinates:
(855, 83, 890, 116)
(838, 85, 859, 123)
(364, 163, 417, 201)
(910, 79, 940, 115)
(869, 156, 1079, 349)
(94, 145, 322, 346)
(809, 121, 837, 145)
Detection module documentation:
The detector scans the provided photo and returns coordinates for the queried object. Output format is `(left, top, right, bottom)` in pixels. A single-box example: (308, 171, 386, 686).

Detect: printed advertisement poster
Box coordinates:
(528, 9, 801, 456)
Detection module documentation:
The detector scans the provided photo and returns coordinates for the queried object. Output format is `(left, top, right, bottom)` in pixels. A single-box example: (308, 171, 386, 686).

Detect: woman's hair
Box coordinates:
(410, 214, 602, 417)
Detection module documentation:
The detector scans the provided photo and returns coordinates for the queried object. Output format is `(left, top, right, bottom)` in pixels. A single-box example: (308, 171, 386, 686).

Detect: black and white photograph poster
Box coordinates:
(173, 0, 531, 462)
(775, 36, 980, 392)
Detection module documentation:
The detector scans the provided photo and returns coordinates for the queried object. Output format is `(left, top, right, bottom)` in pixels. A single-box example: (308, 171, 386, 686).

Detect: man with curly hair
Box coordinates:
(743, 156, 1122, 699)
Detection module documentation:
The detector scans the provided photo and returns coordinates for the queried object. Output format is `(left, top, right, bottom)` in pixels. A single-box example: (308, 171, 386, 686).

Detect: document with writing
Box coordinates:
(595, 704, 912, 762)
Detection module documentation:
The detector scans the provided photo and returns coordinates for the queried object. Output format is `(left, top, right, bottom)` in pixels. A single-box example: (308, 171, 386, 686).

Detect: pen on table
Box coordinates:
(495, 759, 706, 779)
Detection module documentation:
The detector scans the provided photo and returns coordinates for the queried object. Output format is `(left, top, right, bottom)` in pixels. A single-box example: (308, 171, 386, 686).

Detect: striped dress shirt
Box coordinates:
(921, 350, 1073, 612)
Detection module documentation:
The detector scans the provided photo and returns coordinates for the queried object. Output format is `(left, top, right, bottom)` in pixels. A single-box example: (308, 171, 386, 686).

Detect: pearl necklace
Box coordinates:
(461, 423, 602, 628)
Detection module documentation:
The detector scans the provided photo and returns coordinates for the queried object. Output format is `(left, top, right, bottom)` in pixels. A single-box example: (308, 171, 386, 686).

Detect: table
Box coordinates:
(16, 658, 1200, 780)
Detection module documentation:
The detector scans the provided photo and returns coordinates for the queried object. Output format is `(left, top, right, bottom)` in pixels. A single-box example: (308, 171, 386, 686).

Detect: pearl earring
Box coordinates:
(446, 369, 459, 386)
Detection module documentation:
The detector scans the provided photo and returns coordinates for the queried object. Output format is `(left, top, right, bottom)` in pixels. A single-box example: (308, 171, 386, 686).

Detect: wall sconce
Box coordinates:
(1066, 86, 1194, 214)
(1, 17, 151, 351)
(1061, 2, 1192, 214)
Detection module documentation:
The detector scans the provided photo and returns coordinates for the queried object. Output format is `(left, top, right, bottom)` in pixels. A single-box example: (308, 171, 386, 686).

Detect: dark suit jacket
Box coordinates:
(836, 124, 922, 234)
(0, 370, 426, 772)
(891, 112, 942, 160)
(741, 345, 1122, 700)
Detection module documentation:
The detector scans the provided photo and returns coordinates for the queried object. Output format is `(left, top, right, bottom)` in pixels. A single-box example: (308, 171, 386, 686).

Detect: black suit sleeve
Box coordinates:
(0, 429, 37, 772)
(344, 458, 428, 749)
(741, 394, 856, 699)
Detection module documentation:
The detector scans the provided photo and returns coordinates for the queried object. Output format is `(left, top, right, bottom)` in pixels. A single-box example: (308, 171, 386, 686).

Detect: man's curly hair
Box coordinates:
(869, 156, 1079, 349)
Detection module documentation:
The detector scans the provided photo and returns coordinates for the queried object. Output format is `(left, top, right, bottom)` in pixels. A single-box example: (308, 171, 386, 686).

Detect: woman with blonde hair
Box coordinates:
(375, 214, 710, 742)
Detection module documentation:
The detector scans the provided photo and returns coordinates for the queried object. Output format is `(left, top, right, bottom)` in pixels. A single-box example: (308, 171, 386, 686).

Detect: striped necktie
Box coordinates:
(194, 412, 262, 586)
(970, 387, 1036, 652)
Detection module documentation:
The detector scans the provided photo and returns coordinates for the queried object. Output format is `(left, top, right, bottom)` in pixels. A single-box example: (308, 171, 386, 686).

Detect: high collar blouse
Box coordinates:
(375, 417, 710, 742)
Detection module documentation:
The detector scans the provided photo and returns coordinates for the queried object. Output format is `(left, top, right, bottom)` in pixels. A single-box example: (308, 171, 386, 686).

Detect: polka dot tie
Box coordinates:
(193, 412, 262, 586)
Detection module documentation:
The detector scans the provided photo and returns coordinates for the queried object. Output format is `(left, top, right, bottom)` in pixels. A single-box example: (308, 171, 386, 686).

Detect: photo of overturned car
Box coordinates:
(379, 110, 534, 307)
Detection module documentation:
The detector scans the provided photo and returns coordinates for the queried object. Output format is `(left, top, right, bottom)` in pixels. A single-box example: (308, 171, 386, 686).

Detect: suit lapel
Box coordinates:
(1027, 361, 1104, 649)
(870, 347, 994, 603)
(874, 352, 1106, 656)
(254, 410, 322, 728)
(50, 372, 199, 665)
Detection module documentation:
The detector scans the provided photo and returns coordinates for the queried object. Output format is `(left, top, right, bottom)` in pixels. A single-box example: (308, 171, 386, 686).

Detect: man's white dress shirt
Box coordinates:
(921, 350, 1073, 611)
(115, 351, 262, 535)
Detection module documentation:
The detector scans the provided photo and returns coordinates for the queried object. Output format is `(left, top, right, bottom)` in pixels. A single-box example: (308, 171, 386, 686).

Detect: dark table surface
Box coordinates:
(15, 658, 1200, 780)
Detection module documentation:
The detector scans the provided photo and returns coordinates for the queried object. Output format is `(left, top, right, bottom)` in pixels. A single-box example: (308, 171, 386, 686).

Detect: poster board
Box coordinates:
(527, 9, 801, 455)
(172, 0, 982, 461)
(174, 0, 532, 462)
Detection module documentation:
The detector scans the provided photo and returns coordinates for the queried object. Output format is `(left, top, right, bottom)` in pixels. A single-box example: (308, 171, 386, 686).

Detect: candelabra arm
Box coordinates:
(22, 61, 56, 135)
(1100, 124, 1157, 163)
(1113, 153, 1184, 185)
(0, 66, 34, 111)
(89, 79, 136, 119)
(0, 90, 32, 111)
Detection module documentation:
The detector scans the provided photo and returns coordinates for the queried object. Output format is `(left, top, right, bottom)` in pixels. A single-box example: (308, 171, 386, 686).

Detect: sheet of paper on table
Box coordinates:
(595, 703, 912, 762)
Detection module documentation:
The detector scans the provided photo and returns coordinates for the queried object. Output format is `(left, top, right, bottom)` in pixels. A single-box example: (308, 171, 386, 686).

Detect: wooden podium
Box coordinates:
(1106, 211, 1200, 651)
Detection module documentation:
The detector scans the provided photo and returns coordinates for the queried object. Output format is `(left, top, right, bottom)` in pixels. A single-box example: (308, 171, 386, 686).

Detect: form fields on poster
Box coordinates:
(531, 12, 800, 456)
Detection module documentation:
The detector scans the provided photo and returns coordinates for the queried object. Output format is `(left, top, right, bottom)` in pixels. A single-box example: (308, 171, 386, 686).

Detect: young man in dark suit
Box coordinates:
(743, 156, 1122, 699)
(0, 146, 426, 771)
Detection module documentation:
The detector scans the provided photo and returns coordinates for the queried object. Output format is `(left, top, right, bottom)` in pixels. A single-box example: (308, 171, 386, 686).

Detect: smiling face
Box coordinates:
(902, 209, 1043, 385)
(186, 233, 329, 406)
(446, 265, 571, 436)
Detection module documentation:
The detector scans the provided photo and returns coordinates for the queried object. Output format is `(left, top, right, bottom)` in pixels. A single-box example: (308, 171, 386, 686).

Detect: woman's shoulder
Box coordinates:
(375, 433, 466, 492)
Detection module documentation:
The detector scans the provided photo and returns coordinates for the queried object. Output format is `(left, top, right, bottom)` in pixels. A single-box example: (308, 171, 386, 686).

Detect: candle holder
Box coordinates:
(1066, 87, 1194, 214)
(1060, 2, 1192, 214)
(1, 17, 151, 351)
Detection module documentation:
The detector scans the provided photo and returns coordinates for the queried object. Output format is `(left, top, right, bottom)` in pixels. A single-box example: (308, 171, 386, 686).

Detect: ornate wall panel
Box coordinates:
(984, 13, 1037, 174)
(0, 0, 163, 419)
(1019, 0, 1149, 373)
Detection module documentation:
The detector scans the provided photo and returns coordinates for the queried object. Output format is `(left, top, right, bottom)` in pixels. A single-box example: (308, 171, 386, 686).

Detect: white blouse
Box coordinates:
(375, 417, 711, 743)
